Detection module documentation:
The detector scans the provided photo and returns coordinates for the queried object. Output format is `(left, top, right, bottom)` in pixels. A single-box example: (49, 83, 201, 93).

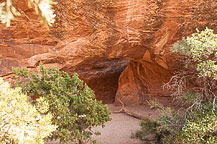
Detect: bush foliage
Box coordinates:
(132, 28, 217, 144)
(0, 77, 56, 144)
(12, 63, 111, 143)
(172, 27, 217, 80)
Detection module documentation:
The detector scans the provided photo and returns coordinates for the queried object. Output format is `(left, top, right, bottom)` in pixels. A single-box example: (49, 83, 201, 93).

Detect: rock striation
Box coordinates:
(0, 0, 216, 105)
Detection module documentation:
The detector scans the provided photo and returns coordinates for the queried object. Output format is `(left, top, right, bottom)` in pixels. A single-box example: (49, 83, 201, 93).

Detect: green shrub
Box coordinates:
(132, 100, 217, 144)
(172, 27, 217, 80)
(12, 63, 111, 143)
(132, 100, 184, 144)
(0, 77, 56, 144)
(133, 28, 217, 144)
(131, 118, 160, 143)
(181, 114, 217, 144)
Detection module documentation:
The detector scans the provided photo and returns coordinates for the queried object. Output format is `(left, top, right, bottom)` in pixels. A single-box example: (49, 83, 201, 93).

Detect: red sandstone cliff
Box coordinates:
(0, 0, 216, 105)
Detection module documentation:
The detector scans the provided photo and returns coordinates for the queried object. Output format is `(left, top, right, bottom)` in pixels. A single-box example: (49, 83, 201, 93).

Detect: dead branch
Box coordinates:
(113, 98, 145, 120)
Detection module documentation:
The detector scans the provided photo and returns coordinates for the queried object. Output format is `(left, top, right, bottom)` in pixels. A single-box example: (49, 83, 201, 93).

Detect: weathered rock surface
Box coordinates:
(0, 0, 216, 105)
(115, 61, 171, 105)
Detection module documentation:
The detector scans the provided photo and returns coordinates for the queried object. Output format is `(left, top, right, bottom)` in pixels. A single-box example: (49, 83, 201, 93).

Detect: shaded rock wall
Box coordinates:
(72, 59, 130, 103)
(0, 0, 216, 105)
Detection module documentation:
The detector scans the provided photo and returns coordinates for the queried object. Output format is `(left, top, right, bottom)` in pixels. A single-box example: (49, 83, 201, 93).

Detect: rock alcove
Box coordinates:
(0, 0, 216, 106)
(70, 58, 130, 104)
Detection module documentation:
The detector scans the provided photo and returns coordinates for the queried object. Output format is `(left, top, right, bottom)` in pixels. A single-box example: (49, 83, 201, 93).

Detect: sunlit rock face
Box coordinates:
(0, 0, 216, 105)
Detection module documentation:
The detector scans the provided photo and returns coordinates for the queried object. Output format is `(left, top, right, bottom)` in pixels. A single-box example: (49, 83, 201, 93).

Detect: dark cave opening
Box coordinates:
(72, 58, 130, 104)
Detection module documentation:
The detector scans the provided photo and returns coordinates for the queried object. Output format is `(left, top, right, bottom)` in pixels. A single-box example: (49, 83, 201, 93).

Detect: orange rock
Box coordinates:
(0, 0, 216, 105)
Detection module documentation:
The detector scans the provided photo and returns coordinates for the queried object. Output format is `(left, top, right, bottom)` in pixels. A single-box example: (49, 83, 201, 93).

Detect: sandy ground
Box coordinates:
(91, 104, 160, 144)
(92, 113, 142, 144)
(46, 103, 162, 144)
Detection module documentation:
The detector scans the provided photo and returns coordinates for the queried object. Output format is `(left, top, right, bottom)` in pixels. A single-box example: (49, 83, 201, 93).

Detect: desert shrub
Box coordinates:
(0, 77, 56, 144)
(181, 114, 217, 144)
(133, 28, 217, 144)
(168, 28, 216, 118)
(172, 27, 217, 80)
(131, 117, 161, 143)
(132, 99, 217, 144)
(131, 100, 184, 144)
(12, 63, 111, 143)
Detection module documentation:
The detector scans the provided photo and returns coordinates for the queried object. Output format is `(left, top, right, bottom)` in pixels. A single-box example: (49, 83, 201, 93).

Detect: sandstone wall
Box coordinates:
(0, 0, 216, 105)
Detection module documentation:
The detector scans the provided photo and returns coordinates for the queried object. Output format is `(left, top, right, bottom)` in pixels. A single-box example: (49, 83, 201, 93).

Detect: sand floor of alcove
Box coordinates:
(46, 102, 165, 144)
